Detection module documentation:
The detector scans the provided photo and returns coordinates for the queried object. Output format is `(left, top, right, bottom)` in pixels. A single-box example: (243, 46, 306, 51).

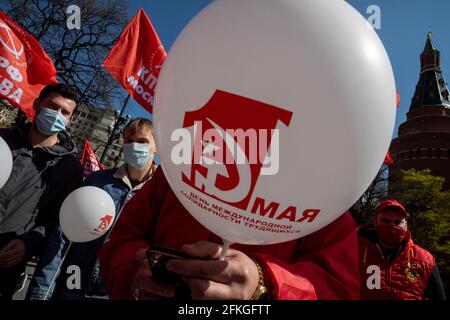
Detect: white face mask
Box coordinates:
(123, 143, 151, 168)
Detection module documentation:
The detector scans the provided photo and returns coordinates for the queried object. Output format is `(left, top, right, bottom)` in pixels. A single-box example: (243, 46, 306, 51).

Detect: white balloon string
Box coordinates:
(43, 240, 72, 300)
(219, 239, 232, 261)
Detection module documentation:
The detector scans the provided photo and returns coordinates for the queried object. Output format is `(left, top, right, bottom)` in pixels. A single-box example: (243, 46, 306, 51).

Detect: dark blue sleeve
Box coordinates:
(425, 265, 446, 300)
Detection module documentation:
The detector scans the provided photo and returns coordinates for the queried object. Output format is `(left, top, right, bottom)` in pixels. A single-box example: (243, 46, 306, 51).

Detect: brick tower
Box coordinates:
(390, 33, 450, 188)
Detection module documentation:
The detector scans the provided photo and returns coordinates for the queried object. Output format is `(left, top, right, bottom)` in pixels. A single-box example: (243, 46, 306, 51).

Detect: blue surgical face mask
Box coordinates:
(35, 107, 67, 136)
(123, 142, 151, 169)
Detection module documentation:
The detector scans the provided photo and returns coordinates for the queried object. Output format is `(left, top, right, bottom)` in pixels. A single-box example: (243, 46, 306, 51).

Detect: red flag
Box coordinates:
(81, 140, 104, 177)
(384, 151, 394, 165)
(102, 9, 166, 114)
(0, 11, 57, 119)
(381, 91, 400, 165)
(382, 91, 400, 165)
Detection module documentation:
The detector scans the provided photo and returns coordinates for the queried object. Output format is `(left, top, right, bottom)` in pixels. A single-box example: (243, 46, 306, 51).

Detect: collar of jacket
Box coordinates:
(113, 163, 158, 190)
(17, 122, 78, 156)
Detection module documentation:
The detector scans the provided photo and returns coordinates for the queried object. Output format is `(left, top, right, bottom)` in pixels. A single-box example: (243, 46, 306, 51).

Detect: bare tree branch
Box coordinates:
(0, 0, 129, 109)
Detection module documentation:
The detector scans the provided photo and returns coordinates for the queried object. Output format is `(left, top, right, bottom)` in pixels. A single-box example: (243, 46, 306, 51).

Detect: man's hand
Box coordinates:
(130, 249, 176, 300)
(165, 241, 259, 300)
(0, 239, 26, 268)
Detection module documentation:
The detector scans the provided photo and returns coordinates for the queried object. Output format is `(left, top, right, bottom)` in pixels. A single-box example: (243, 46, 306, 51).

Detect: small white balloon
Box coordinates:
(59, 186, 116, 242)
(0, 136, 13, 190)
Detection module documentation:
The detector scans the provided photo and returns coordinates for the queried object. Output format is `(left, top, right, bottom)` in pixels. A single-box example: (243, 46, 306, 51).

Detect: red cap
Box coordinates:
(376, 200, 407, 217)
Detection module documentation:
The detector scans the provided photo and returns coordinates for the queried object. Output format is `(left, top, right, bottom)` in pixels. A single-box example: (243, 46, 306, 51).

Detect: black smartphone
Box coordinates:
(145, 244, 197, 299)
(146, 244, 196, 261)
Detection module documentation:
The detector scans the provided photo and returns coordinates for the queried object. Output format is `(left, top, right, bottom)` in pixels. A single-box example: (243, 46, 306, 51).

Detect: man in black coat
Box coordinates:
(0, 83, 83, 299)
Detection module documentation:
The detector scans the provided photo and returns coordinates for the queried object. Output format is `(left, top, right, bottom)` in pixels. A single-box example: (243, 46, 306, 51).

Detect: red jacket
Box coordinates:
(358, 226, 435, 300)
(98, 167, 360, 300)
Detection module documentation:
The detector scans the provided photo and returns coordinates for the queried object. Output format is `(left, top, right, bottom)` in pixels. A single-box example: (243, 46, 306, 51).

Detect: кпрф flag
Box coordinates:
(102, 9, 166, 114)
(0, 11, 57, 119)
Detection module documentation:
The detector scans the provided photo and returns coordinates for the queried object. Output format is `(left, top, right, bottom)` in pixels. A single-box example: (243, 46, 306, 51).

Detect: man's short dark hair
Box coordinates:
(39, 83, 80, 105)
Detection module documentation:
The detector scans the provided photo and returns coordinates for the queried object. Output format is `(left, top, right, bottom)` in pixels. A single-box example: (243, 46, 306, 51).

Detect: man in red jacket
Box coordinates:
(98, 167, 360, 300)
(358, 199, 446, 300)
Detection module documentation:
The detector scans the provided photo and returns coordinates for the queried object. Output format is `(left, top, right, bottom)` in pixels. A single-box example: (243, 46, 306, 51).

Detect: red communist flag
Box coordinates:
(102, 9, 166, 114)
(0, 11, 57, 119)
(81, 140, 104, 177)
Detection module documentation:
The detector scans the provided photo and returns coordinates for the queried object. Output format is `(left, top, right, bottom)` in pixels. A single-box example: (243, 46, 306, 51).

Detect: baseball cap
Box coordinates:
(376, 199, 408, 217)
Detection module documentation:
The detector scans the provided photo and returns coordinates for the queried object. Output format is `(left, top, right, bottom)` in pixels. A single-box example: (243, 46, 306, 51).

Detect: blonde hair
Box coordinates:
(123, 117, 153, 138)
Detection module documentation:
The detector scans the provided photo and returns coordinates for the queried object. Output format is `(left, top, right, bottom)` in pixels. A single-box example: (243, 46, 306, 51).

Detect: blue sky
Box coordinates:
(125, 0, 450, 138)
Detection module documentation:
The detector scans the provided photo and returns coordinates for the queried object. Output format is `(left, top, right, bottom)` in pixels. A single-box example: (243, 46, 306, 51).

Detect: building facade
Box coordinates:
(390, 33, 450, 188)
(68, 104, 126, 169)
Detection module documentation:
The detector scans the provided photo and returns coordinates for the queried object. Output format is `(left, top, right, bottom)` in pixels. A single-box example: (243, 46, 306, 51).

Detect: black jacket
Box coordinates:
(0, 123, 83, 259)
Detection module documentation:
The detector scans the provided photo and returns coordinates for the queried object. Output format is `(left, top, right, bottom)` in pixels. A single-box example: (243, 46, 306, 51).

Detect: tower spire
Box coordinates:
(410, 32, 450, 110)
(423, 31, 437, 52)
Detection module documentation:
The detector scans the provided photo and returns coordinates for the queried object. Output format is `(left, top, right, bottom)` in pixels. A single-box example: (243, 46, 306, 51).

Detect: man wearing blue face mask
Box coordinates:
(0, 83, 83, 299)
(27, 118, 157, 300)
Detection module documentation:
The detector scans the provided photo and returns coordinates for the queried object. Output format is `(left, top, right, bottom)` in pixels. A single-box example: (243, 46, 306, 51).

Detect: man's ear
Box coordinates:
(33, 99, 41, 113)
(68, 103, 78, 122)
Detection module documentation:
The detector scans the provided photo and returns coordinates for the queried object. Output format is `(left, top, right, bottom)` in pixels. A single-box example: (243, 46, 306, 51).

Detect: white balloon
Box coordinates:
(154, 0, 396, 244)
(59, 186, 116, 242)
(0, 136, 13, 190)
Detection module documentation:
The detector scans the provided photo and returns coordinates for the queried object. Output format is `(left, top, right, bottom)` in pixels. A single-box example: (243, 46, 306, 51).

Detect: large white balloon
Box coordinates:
(59, 186, 116, 242)
(0, 137, 13, 190)
(154, 0, 396, 244)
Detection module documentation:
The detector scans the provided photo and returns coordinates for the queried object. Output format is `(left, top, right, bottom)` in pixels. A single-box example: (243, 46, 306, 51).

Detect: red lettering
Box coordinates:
(250, 197, 279, 218)
(276, 206, 297, 222)
(297, 209, 320, 223)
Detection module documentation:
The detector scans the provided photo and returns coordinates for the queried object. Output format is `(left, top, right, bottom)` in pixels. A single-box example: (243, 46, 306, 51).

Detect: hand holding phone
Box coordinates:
(145, 244, 198, 299)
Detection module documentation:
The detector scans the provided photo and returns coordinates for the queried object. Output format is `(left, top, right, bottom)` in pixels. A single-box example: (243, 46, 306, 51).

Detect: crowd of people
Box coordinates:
(0, 83, 446, 300)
